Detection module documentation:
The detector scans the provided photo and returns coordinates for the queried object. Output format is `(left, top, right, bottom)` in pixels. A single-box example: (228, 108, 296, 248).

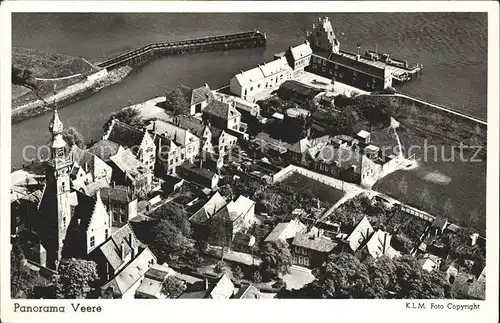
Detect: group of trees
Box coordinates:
(163, 87, 189, 116)
(105, 106, 144, 130)
(62, 127, 85, 149)
(258, 240, 293, 280)
(444, 228, 485, 274)
(279, 253, 453, 299)
(11, 241, 49, 298)
(54, 258, 99, 299)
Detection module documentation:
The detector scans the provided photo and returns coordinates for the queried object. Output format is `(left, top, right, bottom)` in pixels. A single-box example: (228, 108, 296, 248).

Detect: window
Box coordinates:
(322, 60, 326, 66)
(334, 64, 338, 70)
(312, 63, 317, 68)
(90, 236, 95, 248)
(329, 69, 333, 75)
(121, 214, 126, 223)
(322, 67, 326, 72)
(295, 246, 300, 253)
(298, 256, 303, 265)
(250, 87, 254, 92)
(293, 255, 297, 263)
(113, 213, 118, 222)
(257, 83, 261, 88)
(304, 257, 310, 266)
(62, 217, 66, 227)
(105, 229, 109, 239)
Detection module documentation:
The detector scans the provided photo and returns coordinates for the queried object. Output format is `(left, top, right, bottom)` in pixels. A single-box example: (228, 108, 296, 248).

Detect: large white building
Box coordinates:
(229, 41, 313, 100)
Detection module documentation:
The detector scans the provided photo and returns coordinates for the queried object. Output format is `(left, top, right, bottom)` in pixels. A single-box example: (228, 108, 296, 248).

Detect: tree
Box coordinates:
(105, 107, 143, 130)
(207, 215, 233, 260)
(311, 253, 453, 299)
(150, 204, 191, 237)
(252, 270, 262, 283)
(232, 266, 244, 280)
(150, 219, 192, 264)
(325, 105, 357, 136)
(54, 258, 99, 299)
(214, 261, 226, 274)
(62, 127, 85, 149)
(161, 276, 186, 299)
(259, 240, 293, 278)
(164, 87, 190, 116)
(194, 239, 209, 254)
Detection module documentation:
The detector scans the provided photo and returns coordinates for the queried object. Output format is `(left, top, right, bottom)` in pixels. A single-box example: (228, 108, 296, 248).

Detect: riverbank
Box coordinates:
(11, 66, 132, 124)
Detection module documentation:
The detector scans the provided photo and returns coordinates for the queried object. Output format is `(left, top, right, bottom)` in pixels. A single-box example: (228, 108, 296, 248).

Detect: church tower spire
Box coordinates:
(38, 108, 73, 269)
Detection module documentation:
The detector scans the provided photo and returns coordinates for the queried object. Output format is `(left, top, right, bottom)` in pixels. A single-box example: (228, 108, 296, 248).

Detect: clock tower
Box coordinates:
(39, 109, 73, 269)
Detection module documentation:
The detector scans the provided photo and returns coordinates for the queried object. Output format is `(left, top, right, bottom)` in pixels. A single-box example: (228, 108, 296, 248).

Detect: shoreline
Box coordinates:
(11, 66, 133, 124)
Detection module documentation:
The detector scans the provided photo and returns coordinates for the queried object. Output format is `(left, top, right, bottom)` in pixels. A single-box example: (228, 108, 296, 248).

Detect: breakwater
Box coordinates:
(97, 30, 267, 70)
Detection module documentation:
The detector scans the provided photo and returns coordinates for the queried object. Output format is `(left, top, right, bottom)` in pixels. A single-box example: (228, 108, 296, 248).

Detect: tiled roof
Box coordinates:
(178, 116, 208, 138)
(88, 140, 122, 162)
(101, 247, 156, 296)
(192, 85, 215, 105)
(98, 223, 140, 271)
(312, 48, 386, 79)
(264, 219, 307, 242)
(279, 80, 322, 100)
(106, 120, 145, 150)
(345, 216, 374, 252)
(207, 273, 234, 299)
(204, 100, 232, 120)
(215, 195, 255, 222)
(100, 185, 132, 203)
(110, 149, 150, 179)
(363, 229, 400, 259)
(69, 145, 96, 172)
(292, 232, 338, 253)
(233, 284, 261, 299)
(189, 192, 227, 224)
(178, 162, 217, 181)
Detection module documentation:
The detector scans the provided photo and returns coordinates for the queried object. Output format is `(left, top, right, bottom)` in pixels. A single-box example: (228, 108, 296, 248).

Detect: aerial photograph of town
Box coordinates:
(9, 12, 488, 301)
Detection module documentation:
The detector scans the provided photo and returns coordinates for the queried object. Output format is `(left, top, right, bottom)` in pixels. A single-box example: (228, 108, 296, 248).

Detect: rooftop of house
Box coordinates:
(286, 40, 313, 61)
(148, 119, 197, 147)
(345, 216, 374, 252)
(189, 191, 227, 224)
(279, 80, 323, 100)
(110, 149, 150, 180)
(88, 140, 123, 162)
(363, 229, 400, 259)
(203, 99, 241, 122)
(312, 47, 386, 79)
(98, 223, 141, 272)
(100, 185, 134, 204)
(101, 247, 156, 296)
(292, 232, 338, 253)
(233, 56, 292, 87)
(232, 284, 261, 299)
(178, 162, 218, 181)
(207, 273, 234, 299)
(264, 218, 307, 242)
(177, 115, 208, 138)
(165, 84, 215, 115)
(105, 119, 146, 150)
(67, 190, 107, 233)
(135, 264, 176, 298)
(69, 145, 98, 173)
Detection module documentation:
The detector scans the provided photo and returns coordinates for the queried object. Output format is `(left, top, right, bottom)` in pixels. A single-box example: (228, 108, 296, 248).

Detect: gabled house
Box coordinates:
(417, 253, 442, 272)
(103, 119, 156, 171)
(90, 223, 141, 283)
(264, 218, 307, 243)
(148, 119, 201, 175)
(100, 185, 138, 228)
(189, 192, 227, 239)
(359, 229, 400, 260)
(178, 273, 234, 299)
(232, 284, 261, 299)
(135, 263, 177, 299)
(341, 216, 374, 253)
(291, 230, 338, 268)
(88, 139, 124, 163)
(62, 190, 112, 259)
(285, 40, 313, 76)
(100, 247, 157, 299)
(164, 83, 215, 116)
(69, 145, 112, 193)
(208, 196, 256, 247)
(202, 99, 242, 132)
(177, 115, 214, 153)
(177, 162, 220, 189)
(208, 126, 238, 156)
(231, 232, 256, 254)
(109, 149, 152, 198)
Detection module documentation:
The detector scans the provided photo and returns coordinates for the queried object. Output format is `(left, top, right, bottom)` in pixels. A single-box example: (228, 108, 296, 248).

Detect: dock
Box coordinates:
(96, 30, 267, 70)
(339, 49, 422, 83)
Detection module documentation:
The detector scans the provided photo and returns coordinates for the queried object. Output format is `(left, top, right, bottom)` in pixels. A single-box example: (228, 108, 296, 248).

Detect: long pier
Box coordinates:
(96, 30, 267, 70)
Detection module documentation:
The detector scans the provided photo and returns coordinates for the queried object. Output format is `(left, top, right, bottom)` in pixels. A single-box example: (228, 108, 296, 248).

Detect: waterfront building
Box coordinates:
(305, 17, 393, 91)
(213, 92, 261, 119)
(278, 80, 324, 104)
(229, 41, 312, 100)
(103, 119, 156, 171)
(109, 149, 153, 198)
(164, 83, 215, 116)
(202, 99, 242, 133)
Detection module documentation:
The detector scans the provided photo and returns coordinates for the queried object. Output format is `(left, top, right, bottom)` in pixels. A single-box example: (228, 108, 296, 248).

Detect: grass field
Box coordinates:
(280, 172, 345, 204)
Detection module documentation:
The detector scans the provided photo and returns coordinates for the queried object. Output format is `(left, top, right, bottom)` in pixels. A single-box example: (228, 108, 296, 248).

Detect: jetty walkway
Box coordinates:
(96, 30, 267, 70)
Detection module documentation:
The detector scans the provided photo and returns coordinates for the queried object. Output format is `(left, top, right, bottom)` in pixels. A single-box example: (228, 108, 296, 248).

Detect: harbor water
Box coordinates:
(11, 13, 487, 233)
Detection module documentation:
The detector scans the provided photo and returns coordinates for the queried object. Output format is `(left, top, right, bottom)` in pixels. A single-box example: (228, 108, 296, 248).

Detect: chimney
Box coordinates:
(121, 240, 126, 260)
(317, 198, 320, 209)
(204, 83, 209, 89)
(204, 278, 209, 291)
(199, 158, 203, 170)
(356, 43, 361, 61)
(383, 232, 388, 255)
